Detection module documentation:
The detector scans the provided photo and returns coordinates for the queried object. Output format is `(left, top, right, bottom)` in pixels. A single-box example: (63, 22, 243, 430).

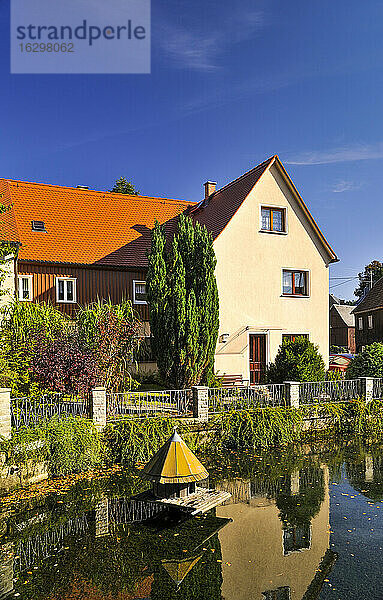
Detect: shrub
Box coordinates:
(346, 342, 383, 379)
(0, 300, 69, 396)
(30, 333, 99, 396)
(76, 299, 143, 391)
(106, 417, 196, 465)
(46, 416, 104, 476)
(267, 337, 325, 383)
(1, 417, 105, 477)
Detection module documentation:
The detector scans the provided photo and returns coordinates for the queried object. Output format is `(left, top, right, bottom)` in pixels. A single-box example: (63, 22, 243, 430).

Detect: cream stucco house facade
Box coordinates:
(1, 156, 337, 382)
(191, 156, 338, 382)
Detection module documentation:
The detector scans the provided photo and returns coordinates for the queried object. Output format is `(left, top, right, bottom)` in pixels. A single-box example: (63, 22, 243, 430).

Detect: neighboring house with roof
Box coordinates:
(0, 155, 338, 382)
(329, 303, 356, 354)
(352, 276, 383, 351)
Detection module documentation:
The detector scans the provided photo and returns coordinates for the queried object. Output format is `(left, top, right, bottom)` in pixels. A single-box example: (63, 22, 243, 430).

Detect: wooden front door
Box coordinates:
(249, 334, 267, 384)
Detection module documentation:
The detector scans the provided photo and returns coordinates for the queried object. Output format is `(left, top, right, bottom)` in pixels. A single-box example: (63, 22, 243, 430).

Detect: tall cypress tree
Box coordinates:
(146, 214, 219, 388)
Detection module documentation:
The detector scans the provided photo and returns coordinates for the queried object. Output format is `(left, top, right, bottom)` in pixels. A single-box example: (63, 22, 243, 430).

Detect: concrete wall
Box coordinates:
(213, 163, 331, 379)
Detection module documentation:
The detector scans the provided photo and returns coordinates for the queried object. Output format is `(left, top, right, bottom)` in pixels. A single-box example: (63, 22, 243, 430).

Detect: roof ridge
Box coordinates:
(210, 155, 276, 197)
(2, 178, 193, 206)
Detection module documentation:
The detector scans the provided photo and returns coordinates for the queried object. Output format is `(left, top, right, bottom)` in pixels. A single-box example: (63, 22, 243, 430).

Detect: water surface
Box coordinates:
(1, 443, 383, 599)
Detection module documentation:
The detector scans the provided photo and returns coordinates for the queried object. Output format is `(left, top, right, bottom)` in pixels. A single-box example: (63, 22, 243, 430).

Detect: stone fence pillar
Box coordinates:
(95, 498, 109, 537)
(0, 389, 11, 440)
(359, 377, 374, 403)
(284, 382, 300, 408)
(192, 386, 209, 422)
(91, 387, 107, 431)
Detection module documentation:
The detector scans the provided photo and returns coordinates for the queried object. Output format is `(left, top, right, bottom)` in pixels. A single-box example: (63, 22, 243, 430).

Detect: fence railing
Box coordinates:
(373, 378, 383, 400)
(298, 379, 363, 405)
(11, 393, 90, 430)
(208, 384, 286, 412)
(106, 389, 192, 421)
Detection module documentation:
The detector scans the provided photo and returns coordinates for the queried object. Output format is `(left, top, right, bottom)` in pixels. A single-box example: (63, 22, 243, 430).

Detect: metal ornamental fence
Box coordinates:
(106, 389, 192, 421)
(208, 384, 286, 413)
(298, 379, 363, 405)
(7, 376, 383, 432)
(11, 393, 89, 430)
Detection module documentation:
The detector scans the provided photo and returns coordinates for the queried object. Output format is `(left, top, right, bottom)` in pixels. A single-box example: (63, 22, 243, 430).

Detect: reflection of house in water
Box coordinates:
(216, 465, 336, 600)
(346, 452, 383, 501)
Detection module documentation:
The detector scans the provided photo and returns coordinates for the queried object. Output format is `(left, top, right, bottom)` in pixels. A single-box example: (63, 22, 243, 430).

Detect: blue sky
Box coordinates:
(1, 0, 383, 299)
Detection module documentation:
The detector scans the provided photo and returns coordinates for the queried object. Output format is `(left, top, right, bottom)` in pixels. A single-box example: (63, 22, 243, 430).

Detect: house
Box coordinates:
(352, 276, 383, 351)
(329, 303, 356, 353)
(0, 155, 338, 382)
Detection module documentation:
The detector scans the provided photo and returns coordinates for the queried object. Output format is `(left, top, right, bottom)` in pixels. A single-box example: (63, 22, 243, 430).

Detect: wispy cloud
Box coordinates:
(285, 143, 383, 165)
(331, 179, 362, 193)
(158, 10, 264, 71)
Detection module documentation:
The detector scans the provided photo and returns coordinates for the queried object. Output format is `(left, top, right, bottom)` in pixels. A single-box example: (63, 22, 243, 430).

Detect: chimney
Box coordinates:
(204, 181, 217, 199)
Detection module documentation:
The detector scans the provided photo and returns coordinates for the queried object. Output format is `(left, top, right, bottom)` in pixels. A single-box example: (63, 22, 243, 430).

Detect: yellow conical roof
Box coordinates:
(161, 555, 202, 585)
(141, 430, 208, 484)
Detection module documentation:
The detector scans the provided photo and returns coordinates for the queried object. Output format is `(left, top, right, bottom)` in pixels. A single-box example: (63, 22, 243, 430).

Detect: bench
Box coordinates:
(220, 374, 249, 388)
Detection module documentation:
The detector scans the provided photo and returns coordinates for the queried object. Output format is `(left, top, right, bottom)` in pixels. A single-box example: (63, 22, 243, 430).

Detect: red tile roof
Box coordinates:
(0, 179, 194, 266)
(0, 155, 338, 267)
(190, 156, 274, 239)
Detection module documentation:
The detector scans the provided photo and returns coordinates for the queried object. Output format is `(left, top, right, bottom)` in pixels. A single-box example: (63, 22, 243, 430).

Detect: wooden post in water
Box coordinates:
(0, 389, 11, 440)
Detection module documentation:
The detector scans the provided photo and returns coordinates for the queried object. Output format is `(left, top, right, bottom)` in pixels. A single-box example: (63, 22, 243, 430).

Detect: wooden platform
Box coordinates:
(156, 487, 232, 516)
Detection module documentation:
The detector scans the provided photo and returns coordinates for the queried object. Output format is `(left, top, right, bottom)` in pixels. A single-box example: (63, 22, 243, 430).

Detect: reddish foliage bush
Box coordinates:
(30, 334, 99, 396)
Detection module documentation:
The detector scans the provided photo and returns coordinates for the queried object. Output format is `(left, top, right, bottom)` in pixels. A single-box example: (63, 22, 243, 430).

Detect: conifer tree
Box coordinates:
(146, 214, 219, 388)
(110, 177, 139, 195)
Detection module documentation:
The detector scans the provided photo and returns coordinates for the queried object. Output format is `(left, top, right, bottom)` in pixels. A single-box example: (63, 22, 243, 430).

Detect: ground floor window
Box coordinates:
(56, 277, 77, 303)
(133, 280, 147, 304)
(282, 333, 309, 343)
(18, 275, 33, 301)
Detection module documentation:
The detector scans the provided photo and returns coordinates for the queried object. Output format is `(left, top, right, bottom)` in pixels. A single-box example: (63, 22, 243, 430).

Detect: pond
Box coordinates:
(1, 442, 383, 599)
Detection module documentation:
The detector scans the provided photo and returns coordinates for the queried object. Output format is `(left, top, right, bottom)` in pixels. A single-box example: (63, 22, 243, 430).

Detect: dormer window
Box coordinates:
(261, 207, 286, 233)
(31, 221, 46, 232)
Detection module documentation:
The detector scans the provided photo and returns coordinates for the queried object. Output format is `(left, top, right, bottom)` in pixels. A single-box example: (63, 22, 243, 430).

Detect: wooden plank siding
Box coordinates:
(18, 261, 149, 320)
(355, 308, 383, 352)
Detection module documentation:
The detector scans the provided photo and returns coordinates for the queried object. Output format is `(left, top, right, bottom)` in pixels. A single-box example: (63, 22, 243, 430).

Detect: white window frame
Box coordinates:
(358, 317, 363, 330)
(281, 268, 310, 297)
(133, 280, 147, 305)
(368, 315, 373, 329)
(259, 205, 288, 235)
(18, 275, 33, 301)
(56, 277, 77, 304)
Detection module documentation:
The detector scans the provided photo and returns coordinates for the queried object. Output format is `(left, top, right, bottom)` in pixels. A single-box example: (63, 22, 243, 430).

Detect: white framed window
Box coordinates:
(282, 269, 309, 297)
(368, 315, 373, 329)
(260, 206, 287, 233)
(133, 280, 147, 304)
(358, 317, 363, 330)
(56, 277, 77, 303)
(18, 275, 33, 301)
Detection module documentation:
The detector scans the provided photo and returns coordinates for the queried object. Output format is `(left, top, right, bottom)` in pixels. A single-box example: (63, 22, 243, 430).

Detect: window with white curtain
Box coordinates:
(56, 278, 77, 303)
(133, 280, 147, 304)
(18, 275, 33, 301)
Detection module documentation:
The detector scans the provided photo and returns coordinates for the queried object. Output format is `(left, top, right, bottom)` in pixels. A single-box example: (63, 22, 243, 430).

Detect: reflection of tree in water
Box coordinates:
(276, 467, 325, 528)
(346, 454, 383, 501)
(6, 506, 227, 600)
